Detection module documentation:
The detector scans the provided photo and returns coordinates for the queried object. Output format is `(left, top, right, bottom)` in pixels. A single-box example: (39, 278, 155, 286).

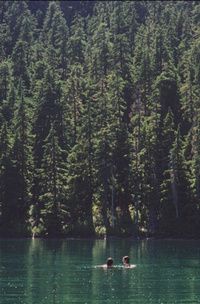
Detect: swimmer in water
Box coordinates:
(99, 257, 113, 269)
(122, 255, 136, 268)
(122, 255, 130, 267)
(106, 257, 114, 268)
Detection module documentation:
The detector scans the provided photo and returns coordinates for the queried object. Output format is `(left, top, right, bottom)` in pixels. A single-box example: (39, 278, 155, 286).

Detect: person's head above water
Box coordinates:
(107, 257, 113, 267)
(122, 256, 130, 265)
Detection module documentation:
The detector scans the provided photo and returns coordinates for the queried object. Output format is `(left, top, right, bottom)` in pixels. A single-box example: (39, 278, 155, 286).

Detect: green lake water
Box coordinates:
(0, 239, 200, 304)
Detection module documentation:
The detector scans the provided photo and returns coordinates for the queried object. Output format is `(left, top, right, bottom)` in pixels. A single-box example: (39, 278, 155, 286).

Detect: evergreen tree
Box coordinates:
(0, 60, 10, 101)
(66, 84, 95, 236)
(94, 125, 116, 235)
(108, 73, 133, 235)
(0, 123, 21, 236)
(12, 41, 30, 91)
(31, 68, 64, 236)
(37, 124, 68, 237)
(41, 1, 69, 77)
(68, 14, 86, 67)
(12, 92, 31, 235)
(5, 1, 33, 53)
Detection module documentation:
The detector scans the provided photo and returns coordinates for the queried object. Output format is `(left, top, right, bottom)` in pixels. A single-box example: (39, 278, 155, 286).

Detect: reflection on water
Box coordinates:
(0, 238, 200, 303)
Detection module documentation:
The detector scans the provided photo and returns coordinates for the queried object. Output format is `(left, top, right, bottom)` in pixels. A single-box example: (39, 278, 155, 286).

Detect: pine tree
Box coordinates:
(94, 125, 116, 235)
(140, 117, 159, 235)
(37, 123, 68, 237)
(68, 14, 86, 67)
(0, 122, 21, 236)
(41, 1, 69, 78)
(87, 5, 112, 82)
(159, 109, 176, 235)
(11, 92, 31, 236)
(108, 73, 133, 235)
(12, 41, 30, 91)
(64, 64, 85, 146)
(66, 84, 95, 236)
(31, 68, 64, 236)
(4, 1, 34, 56)
(0, 60, 10, 101)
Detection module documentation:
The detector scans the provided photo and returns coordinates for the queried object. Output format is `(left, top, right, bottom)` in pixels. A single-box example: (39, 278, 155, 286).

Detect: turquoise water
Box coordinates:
(0, 239, 200, 304)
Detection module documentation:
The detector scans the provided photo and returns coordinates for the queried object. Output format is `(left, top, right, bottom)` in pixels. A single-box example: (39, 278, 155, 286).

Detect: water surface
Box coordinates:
(0, 238, 200, 303)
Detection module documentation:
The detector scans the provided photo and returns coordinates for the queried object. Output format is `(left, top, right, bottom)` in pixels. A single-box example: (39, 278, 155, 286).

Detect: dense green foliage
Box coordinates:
(0, 1, 200, 238)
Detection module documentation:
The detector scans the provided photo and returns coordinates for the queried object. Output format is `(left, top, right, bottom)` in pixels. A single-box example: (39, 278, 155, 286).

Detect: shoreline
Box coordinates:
(0, 236, 200, 241)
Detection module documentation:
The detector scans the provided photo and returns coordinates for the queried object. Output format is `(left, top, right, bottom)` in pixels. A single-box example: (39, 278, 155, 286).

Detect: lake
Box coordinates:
(0, 238, 200, 304)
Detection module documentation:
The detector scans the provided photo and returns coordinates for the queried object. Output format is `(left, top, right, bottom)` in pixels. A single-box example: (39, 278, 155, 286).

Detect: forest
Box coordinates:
(0, 1, 200, 238)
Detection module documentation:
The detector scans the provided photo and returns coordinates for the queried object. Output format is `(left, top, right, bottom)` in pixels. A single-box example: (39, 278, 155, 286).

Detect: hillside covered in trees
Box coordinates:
(0, 1, 200, 238)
